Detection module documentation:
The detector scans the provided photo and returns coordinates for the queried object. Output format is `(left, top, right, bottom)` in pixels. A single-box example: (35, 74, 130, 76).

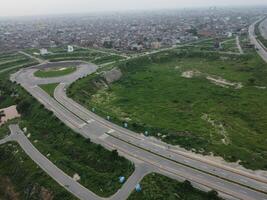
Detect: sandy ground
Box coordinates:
(181, 70, 201, 78)
(181, 70, 243, 89)
(206, 76, 243, 89)
(58, 67, 67, 71)
(0, 105, 20, 126)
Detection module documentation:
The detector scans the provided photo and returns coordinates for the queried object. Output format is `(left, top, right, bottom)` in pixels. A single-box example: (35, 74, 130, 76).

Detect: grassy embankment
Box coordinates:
(221, 38, 239, 52)
(68, 48, 267, 170)
(128, 173, 222, 200)
(187, 37, 237, 53)
(0, 53, 38, 74)
(25, 47, 124, 64)
(39, 83, 59, 97)
(0, 52, 134, 197)
(34, 67, 76, 78)
(0, 143, 77, 200)
(0, 53, 38, 139)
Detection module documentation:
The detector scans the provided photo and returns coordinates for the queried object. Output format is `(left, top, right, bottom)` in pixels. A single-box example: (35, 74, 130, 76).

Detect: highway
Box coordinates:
(10, 60, 267, 200)
(249, 18, 267, 62)
(259, 18, 267, 40)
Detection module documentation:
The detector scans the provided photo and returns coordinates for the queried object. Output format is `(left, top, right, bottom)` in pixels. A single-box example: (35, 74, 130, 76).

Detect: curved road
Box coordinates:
(249, 18, 267, 62)
(1, 124, 151, 200)
(11, 60, 267, 200)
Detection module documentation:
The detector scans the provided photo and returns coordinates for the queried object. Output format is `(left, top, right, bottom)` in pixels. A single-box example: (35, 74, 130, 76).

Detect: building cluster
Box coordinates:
(0, 7, 265, 53)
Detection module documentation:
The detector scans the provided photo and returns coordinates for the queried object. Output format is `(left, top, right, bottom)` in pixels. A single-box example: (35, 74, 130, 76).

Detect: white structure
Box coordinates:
(68, 45, 74, 53)
(40, 48, 48, 55)
(226, 32, 233, 38)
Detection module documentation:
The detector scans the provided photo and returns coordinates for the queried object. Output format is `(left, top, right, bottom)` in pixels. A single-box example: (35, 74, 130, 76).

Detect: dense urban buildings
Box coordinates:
(1, 7, 265, 53)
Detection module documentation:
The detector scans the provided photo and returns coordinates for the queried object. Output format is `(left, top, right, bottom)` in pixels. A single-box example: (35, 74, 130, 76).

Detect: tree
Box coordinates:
(17, 99, 31, 116)
(207, 190, 219, 199)
(248, 77, 256, 85)
(111, 149, 119, 159)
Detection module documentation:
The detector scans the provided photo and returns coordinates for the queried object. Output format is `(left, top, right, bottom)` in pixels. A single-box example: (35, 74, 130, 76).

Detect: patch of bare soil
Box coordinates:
(40, 187, 54, 200)
(255, 86, 266, 90)
(0, 105, 20, 126)
(181, 70, 201, 78)
(206, 76, 243, 89)
(201, 114, 230, 145)
(0, 177, 20, 200)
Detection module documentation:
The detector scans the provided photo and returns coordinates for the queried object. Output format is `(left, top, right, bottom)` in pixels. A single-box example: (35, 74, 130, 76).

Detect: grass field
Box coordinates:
(128, 173, 221, 200)
(221, 38, 238, 52)
(25, 47, 124, 64)
(34, 67, 76, 78)
(39, 83, 59, 96)
(0, 52, 134, 197)
(68, 49, 267, 170)
(0, 142, 77, 200)
(0, 53, 37, 74)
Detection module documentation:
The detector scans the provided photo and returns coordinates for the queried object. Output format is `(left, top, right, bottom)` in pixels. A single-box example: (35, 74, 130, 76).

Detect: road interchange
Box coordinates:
(9, 58, 267, 200)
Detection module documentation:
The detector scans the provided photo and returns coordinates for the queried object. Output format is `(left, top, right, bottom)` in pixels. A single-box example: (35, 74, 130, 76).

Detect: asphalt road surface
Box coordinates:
(249, 18, 267, 62)
(259, 18, 267, 40)
(11, 59, 267, 200)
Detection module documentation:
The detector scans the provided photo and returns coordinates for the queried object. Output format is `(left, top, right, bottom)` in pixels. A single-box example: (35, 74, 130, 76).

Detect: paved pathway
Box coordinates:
(236, 36, 244, 54)
(3, 124, 151, 200)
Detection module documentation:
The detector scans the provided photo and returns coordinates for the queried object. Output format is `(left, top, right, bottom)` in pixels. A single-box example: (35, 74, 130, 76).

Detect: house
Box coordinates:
(40, 48, 48, 55)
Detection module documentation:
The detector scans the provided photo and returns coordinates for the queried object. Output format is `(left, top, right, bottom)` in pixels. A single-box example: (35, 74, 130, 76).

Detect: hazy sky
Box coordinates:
(1, 0, 267, 17)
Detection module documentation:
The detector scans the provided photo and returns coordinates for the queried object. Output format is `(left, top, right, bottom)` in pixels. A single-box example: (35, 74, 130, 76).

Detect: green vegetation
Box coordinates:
(34, 67, 76, 78)
(0, 53, 38, 74)
(17, 95, 134, 196)
(221, 38, 238, 52)
(39, 83, 59, 97)
(128, 173, 222, 200)
(0, 52, 134, 197)
(0, 142, 76, 200)
(190, 37, 239, 53)
(25, 47, 124, 64)
(0, 124, 9, 139)
(0, 53, 37, 139)
(69, 49, 267, 170)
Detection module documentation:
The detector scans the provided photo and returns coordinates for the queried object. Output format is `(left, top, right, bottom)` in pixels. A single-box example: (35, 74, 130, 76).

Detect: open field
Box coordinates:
(25, 47, 124, 64)
(34, 67, 77, 78)
(128, 173, 221, 200)
(0, 52, 134, 197)
(0, 142, 76, 200)
(221, 38, 239, 52)
(188, 37, 238, 53)
(68, 49, 267, 170)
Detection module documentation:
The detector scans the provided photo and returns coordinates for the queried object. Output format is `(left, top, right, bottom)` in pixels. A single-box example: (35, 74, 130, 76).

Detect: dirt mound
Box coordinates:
(181, 70, 201, 78)
(103, 68, 122, 84)
(206, 76, 243, 89)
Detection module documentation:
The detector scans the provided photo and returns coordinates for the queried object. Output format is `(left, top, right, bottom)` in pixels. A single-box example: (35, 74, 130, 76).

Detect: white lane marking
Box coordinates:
(87, 119, 95, 123)
(80, 123, 87, 128)
(108, 129, 115, 134)
(239, 178, 248, 183)
(99, 133, 109, 140)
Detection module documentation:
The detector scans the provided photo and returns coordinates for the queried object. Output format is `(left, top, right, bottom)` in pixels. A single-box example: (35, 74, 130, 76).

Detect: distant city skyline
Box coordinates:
(1, 0, 267, 17)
